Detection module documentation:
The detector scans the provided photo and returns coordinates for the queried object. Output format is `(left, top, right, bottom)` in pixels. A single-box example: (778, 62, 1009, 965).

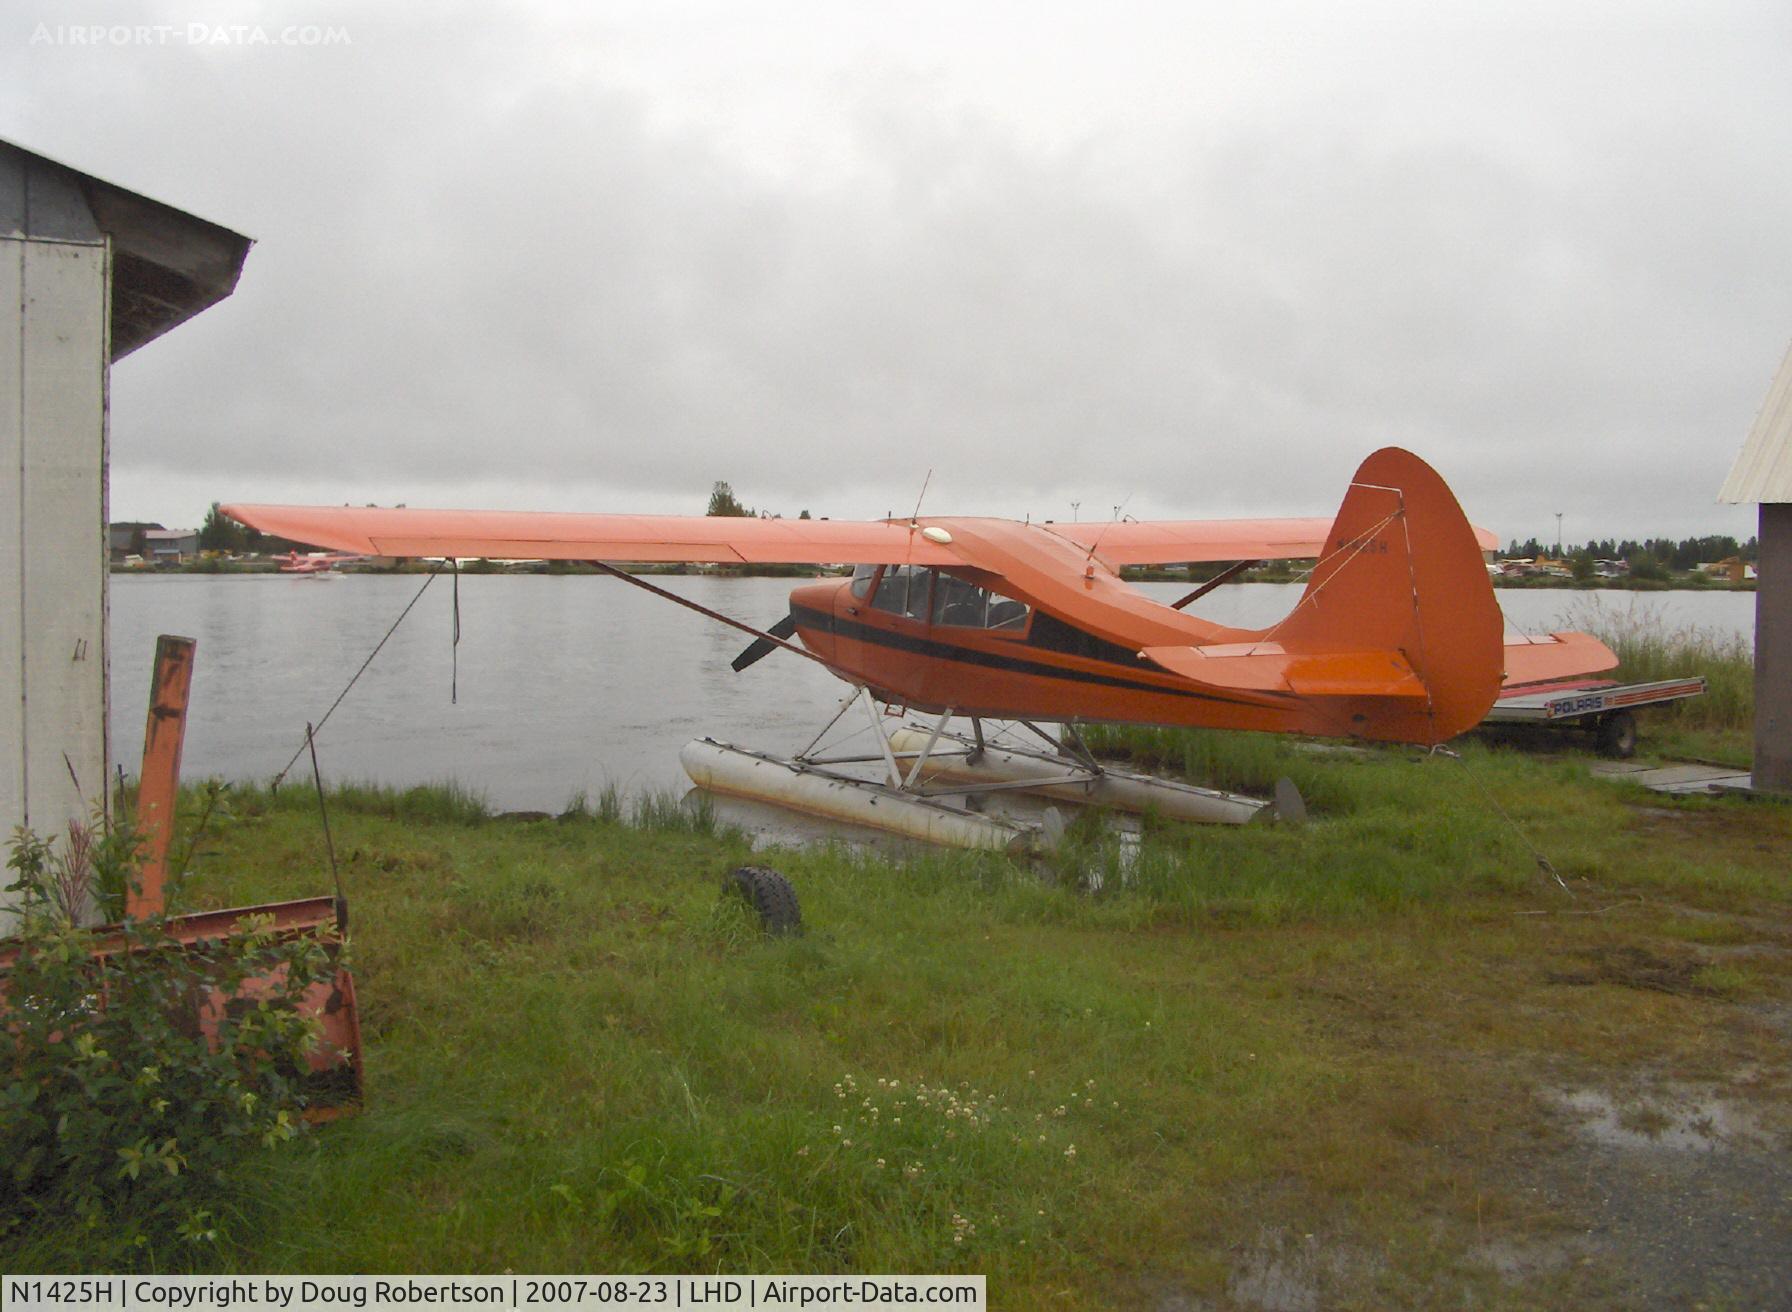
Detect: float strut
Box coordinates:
(799, 686, 865, 761)
(860, 688, 904, 788)
(903, 707, 957, 791)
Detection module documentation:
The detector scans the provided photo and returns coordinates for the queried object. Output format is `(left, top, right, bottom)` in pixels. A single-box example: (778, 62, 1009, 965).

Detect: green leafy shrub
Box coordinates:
(6, 816, 147, 926)
(2, 821, 335, 1253)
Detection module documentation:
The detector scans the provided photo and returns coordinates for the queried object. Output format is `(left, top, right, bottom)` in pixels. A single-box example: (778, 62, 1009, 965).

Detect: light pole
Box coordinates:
(1070, 501, 1080, 522)
(1556, 512, 1564, 557)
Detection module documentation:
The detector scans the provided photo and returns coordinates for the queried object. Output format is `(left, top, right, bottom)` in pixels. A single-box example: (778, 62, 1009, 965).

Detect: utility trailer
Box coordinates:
(1481, 676, 1708, 758)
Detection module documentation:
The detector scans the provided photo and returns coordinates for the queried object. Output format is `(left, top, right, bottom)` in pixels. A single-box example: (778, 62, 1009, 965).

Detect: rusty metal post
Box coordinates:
(129, 635, 196, 918)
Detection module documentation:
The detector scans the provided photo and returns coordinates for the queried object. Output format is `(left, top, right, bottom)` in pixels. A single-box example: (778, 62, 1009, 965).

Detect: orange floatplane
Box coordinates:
(226, 448, 1614, 842)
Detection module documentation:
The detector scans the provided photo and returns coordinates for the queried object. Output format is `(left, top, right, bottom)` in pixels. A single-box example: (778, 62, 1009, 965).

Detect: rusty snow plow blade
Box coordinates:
(160, 894, 363, 1121)
(0, 894, 364, 1121)
(3, 635, 363, 1120)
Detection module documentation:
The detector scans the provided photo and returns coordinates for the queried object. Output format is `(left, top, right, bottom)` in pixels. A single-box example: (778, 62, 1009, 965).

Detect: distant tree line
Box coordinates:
(1504, 533, 1757, 579)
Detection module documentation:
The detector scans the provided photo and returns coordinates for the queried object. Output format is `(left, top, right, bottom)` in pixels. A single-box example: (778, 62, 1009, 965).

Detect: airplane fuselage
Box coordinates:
(785, 574, 1308, 734)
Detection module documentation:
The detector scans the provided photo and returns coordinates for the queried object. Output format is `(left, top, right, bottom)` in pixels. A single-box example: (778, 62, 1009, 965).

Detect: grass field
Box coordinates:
(6, 733, 1789, 1307)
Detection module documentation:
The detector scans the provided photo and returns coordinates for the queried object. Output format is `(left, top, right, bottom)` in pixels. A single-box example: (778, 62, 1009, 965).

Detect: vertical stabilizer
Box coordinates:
(1273, 448, 1504, 743)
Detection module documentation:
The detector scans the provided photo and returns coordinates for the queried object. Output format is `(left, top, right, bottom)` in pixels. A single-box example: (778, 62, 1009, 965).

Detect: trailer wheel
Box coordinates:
(725, 866, 802, 936)
(1596, 710, 1638, 759)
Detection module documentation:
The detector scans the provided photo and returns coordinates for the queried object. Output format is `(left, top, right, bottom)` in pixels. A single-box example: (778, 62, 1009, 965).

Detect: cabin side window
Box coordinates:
(871, 565, 931, 619)
(931, 572, 1031, 632)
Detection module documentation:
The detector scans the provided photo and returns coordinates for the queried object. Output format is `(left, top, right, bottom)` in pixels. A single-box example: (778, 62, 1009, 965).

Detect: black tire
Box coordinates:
(725, 866, 802, 936)
(1595, 710, 1638, 759)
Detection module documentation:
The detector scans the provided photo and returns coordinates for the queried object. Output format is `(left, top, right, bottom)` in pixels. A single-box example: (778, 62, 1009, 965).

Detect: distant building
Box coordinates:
(108, 521, 163, 561)
(142, 528, 199, 563)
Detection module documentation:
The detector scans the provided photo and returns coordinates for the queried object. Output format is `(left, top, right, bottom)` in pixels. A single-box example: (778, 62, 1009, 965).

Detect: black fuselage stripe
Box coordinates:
(790, 604, 1282, 710)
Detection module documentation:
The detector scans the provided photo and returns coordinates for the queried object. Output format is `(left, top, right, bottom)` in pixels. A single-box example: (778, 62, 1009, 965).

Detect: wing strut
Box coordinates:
(584, 560, 835, 672)
(1169, 559, 1260, 610)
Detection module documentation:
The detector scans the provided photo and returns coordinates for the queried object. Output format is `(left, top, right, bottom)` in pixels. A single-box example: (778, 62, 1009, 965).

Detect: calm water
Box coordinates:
(108, 575, 1756, 811)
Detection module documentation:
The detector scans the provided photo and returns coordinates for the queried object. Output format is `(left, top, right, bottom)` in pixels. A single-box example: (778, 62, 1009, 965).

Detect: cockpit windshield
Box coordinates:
(871, 564, 930, 619)
(929, 571, 1030, 631)
(866, 566, 1029, 631)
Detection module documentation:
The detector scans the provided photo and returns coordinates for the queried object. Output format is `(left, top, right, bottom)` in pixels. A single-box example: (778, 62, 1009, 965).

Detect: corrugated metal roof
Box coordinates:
(1719, 337, 1792, 503)
(0, 139, 252, 360)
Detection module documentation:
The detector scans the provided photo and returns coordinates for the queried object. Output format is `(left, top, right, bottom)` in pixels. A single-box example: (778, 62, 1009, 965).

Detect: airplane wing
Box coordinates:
(222, 505, 961, 566)
(224, 504, 1495, 567)
(1046, 517, 1501, 565)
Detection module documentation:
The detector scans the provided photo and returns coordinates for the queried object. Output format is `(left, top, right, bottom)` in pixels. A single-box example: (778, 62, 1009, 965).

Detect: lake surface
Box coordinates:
(108, 575, 1756, 812)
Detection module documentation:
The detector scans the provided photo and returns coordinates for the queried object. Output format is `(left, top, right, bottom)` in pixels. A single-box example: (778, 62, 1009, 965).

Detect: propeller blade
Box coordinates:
(731, 613, 799, 672)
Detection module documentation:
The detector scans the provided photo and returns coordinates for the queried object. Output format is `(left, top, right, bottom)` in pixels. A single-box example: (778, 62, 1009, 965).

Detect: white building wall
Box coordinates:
(1, 195, 111, 913)
(0, 242, 22, 851)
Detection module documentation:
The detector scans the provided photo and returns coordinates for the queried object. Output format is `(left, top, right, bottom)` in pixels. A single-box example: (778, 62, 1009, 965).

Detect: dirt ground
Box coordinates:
(1150, 795, 1792, 1310)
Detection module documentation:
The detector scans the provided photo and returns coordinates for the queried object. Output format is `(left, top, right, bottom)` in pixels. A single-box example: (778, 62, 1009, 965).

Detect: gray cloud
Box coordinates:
(6, 0, 1787, 542)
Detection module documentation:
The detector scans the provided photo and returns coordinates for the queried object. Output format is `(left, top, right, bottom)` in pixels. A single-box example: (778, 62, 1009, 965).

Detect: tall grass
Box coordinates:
(1081, 723, 1358, 814)
(230, 779, 494, 825)
(560, 783, 626, 824)
(631, 787, 718, 834)
(1557, 597, 1753, 731)
(233, 779, 720, 834)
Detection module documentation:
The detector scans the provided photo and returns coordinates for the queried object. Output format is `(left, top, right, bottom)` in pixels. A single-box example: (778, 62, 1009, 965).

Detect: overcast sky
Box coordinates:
(7, 0, 1789, 544)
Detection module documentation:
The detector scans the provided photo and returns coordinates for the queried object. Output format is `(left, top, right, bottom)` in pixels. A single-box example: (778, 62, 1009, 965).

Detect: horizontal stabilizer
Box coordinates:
(1503, 631, 1620, 689)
